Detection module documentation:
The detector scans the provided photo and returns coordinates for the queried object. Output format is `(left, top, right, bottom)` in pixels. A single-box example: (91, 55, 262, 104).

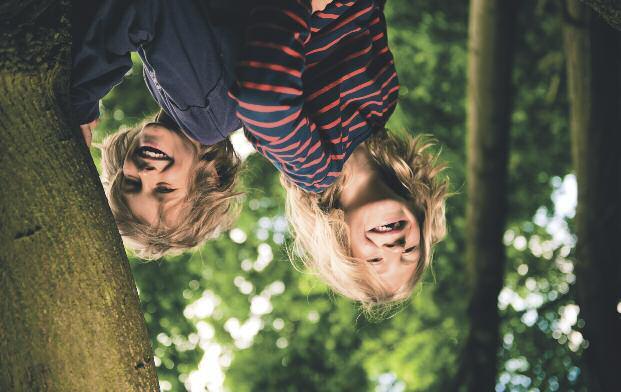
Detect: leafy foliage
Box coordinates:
(90, 1, 587, 390)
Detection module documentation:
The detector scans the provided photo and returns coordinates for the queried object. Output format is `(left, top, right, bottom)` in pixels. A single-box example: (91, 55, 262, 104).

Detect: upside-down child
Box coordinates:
(71, 0, 244, 258)
(229, 0, 449, 307)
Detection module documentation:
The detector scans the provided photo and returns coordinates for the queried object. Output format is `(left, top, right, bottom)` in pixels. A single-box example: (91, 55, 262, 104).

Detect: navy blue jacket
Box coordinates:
(71, 0, 244, 145)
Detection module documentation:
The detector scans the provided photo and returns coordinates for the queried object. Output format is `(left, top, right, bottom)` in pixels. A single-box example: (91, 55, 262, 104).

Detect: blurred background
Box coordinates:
(89, 0, 599, 391)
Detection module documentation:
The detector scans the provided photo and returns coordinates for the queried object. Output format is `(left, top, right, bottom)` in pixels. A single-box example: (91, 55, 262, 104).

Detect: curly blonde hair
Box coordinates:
(282, 130, 448, 308)
(100, 111, 241, 259)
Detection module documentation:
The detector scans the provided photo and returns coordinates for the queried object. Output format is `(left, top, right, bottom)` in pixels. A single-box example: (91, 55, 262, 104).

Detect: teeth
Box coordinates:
(137, 146, 169, 160)
(144, 150, 166, 158)
(372, 221, 405, 233)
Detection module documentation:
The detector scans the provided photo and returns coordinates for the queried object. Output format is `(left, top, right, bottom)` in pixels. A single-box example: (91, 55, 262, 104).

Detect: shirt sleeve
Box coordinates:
(70, 0, 159, 124)
(229, 0, 339, 192)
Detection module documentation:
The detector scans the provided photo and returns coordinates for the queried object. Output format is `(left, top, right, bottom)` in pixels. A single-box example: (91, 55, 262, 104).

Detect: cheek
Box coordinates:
(121, 158, 133, 175)
(175, 132, 198, 157)
(177, 144, 199, 174)
(349, 232, 375, 260)
(180, 144, 197, 161)
(125, 195, 157, 226)
(345, 213, 372, 259)
(350, 237, 365, 259)
(166, 167, 192, 187)
(343, 207, 364, 232)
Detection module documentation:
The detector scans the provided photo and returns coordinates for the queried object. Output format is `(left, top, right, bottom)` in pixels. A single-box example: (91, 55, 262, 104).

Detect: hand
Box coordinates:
(79, 118, 98, 148)
(311, 0, 333, 13)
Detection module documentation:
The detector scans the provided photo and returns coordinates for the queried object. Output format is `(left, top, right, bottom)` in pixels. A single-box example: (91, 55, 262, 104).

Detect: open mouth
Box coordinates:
(369, 220, 407, 233)
(136, 146, 171, 161)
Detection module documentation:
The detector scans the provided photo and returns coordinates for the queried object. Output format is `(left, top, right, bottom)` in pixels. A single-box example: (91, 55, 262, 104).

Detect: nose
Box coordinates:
(128, 158, 165, 188)
(366, 231, 406, 252)
(382, 236, 406, 252)
(135, 156, 168, 172)
(138, 163, 156, 174)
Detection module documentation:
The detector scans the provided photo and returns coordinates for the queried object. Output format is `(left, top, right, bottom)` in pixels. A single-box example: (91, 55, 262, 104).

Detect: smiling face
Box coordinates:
(121, 123, 199, 227)
(282, 132, 448, 306)
(339, 145, 422, 294)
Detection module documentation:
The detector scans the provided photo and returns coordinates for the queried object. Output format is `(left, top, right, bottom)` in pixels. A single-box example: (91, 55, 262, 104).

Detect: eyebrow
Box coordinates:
(365, 255, 420, 265)
(122, 176, 179, 200)
(123, 184, 182, 225)
(366, 244, 421, 264)
(122, 176, 140, 194)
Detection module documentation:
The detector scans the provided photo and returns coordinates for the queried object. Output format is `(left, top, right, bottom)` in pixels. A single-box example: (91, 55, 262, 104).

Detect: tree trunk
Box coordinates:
(563, 3, 621, 391)
(0, 2, 159, 390)
(579, 0, 621, 30)
(452, 0, 517, 391)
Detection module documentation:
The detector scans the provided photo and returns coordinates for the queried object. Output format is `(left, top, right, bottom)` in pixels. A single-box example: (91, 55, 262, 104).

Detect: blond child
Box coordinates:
(71, 0, 243, 258)
(283, 132, 448, 306)
(229, 0, 448, 306)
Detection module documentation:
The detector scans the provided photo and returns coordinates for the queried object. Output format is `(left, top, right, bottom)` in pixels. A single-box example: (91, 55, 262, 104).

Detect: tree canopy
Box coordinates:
(87, 1, 591, 391)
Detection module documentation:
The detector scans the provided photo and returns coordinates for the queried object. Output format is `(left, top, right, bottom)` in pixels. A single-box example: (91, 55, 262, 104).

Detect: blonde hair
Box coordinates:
(282, 130, 448, 309)
(100, 111, 241, 259)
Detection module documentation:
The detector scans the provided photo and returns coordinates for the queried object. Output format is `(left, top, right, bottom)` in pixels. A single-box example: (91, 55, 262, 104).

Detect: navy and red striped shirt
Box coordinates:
(230, 0, 399, 192)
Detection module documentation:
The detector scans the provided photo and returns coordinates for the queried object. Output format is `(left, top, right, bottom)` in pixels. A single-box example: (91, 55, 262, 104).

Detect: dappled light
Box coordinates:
(3, 0, 618, 391)
(87, 2, 598, 389)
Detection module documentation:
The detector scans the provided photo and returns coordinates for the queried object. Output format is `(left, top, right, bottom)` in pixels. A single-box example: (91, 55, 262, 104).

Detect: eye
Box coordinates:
(403, 246, 418, 254)
(367, 257, 383, 264)
(155, 186, 175, 194)
(123, 177, 141, 191)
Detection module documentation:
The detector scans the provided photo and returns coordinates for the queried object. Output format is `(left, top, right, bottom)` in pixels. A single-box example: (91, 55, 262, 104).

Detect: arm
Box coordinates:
(230, 0, 338, 191)
(79, 119, 98, 147)
(71, 0, 159, 124)
(311, 0, 334, 13)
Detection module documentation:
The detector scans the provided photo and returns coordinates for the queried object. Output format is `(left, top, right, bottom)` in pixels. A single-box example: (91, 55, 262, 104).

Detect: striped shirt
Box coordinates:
(230, 0, 399, 192)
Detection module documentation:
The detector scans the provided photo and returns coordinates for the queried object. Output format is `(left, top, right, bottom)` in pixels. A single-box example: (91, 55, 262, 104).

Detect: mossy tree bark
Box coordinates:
(579, 0, 621, 30)
(0, 2, 159, 390)
(452, 0, 517, 391)
(563, 3, 621, 391)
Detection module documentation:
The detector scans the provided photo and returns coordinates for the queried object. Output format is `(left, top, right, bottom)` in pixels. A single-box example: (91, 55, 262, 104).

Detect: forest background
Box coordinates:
(1, 0, 618, 391)
(89, 0, 593, 391)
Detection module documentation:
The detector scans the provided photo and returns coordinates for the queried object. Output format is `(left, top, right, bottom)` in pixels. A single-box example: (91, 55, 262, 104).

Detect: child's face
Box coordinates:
(340, 146, 421, 294)
(121, 124, 198, 227)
